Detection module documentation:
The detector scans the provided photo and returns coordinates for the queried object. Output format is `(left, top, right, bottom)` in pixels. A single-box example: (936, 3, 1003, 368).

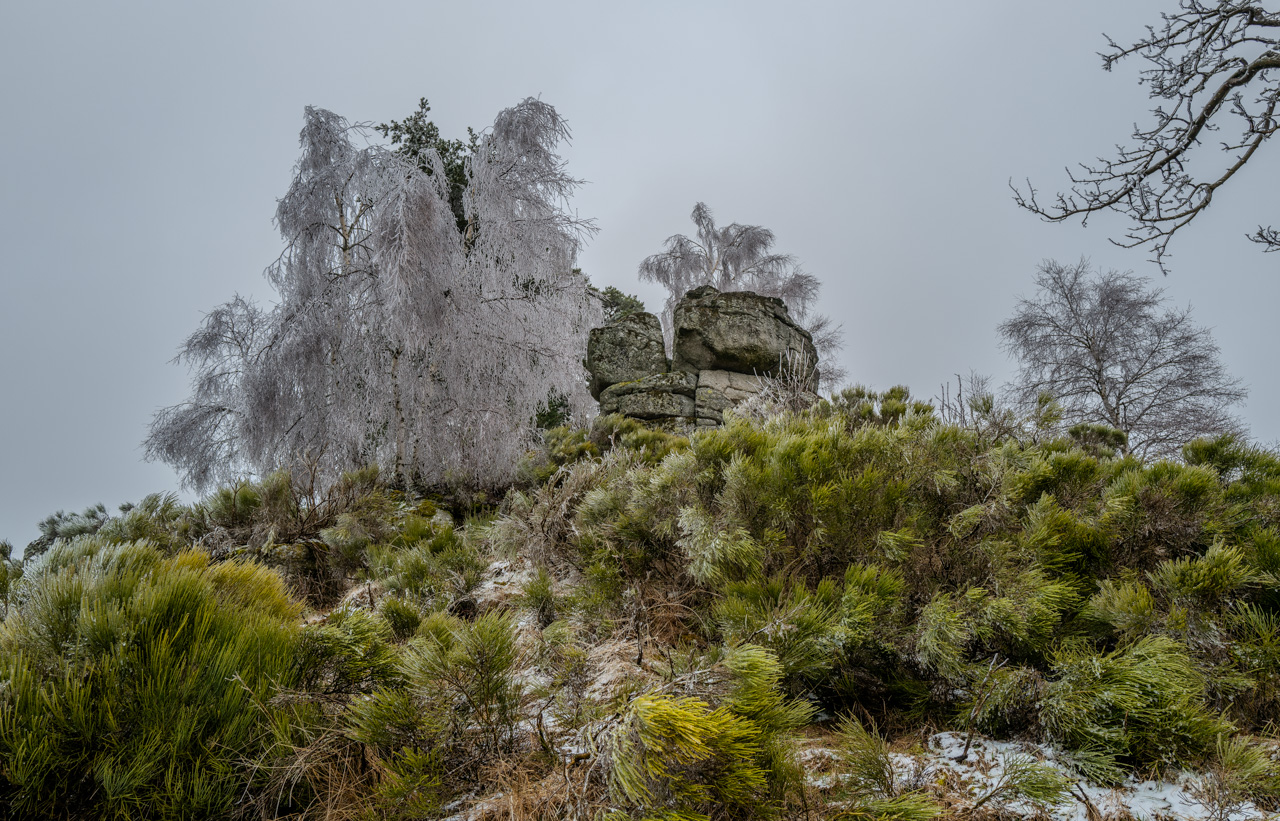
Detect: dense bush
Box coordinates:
(0, 538, 300, 819)
(603, 645, 811, 821)
(500, 407, 1280, 776)
(6, 401, 1280, 819)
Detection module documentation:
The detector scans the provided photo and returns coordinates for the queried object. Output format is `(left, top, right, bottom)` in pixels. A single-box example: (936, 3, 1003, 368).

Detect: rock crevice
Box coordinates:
(585, 286, 818, 429)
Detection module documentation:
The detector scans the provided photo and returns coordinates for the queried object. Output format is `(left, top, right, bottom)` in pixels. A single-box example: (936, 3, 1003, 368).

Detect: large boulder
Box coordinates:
(585, 312, 669, 399)
(672, 286, 818, 378)
(599, 372, 696, 420)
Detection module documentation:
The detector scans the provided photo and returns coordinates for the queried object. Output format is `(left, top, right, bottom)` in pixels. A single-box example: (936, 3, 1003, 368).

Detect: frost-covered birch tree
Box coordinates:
(146, 99, 600, 491)
(639, 203, 843, 382)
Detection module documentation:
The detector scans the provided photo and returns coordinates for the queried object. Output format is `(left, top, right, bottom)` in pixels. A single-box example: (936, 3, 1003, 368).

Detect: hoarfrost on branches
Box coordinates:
(146, 99, 601, 492)
(638, 203, 844, 383)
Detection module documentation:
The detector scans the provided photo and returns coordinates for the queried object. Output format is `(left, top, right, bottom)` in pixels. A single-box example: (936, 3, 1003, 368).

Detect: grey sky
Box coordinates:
(2, 1, 1276, 547)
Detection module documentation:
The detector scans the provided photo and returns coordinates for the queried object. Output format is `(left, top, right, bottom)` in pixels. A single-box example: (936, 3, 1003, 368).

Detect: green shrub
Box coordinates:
(0, 538, 299, 819)
(969, 752, 1072, 814)
(840, 563, 906, 653)
(23, 502, 110, 560)
(522, 424, 601, 483)
(1008, 449, 1107, 508)
(344, 692, 447, 816)
(590, 413, 689, 464)
(1105, 461, 1226, 567)
(721, 645, 814, 804)
(367, 523, 480, 611)
(969, 568, 1079, 663)
(1188, 734, 1280, 820)
(1149, 542, 1260, 604)
(253, 604, 410, 820)
(534, 620, 596, 730)
(403, 611, 524, 757)
(185, 466, 398, 604)
(0, 540, 20, 618)
(816, 385, 935, 429)
(830, 716, 941, 820)
(320, 511, 374, 579)
(1086, 577, 1158, 640)
(379, 594, 423, 641)
(714, 575, 843, 691)
(1040, 636, 1232, 773)
(293, 606, 403, 695)
(97, 492, 194, 553)
(521, 565, 558, 628)
(606, 694, 769, 821)
(961, 664, 1046, 737)
(1069, 422, 1128, 458)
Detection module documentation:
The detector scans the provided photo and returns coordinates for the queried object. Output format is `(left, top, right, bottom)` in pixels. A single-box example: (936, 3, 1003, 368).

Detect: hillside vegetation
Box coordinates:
(2, 395, 1279, 820)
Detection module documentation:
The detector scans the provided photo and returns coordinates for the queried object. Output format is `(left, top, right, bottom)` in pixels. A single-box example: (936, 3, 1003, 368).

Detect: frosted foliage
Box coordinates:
(639, 203, 842, 379)
(147, 100, 601, 491)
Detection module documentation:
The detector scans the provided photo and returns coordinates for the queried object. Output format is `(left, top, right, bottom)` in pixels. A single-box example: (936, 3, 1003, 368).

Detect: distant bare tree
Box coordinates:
(999, 259, 1246, 458)
(638, 203, 844, 383)
(1015, 1, 1280, 271)
(147, 99, 600, 492)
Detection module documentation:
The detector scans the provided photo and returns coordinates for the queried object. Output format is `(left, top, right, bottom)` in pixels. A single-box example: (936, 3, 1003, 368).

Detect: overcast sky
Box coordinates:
(2, 1, 1276, 548)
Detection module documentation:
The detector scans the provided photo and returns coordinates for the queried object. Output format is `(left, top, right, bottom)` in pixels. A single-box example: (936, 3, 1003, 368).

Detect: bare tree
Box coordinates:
(147, 99, 601, 492)
(999, 259, 1246, 459)
(1015, 1, 1280, 271)
(638, 203, 844, 383)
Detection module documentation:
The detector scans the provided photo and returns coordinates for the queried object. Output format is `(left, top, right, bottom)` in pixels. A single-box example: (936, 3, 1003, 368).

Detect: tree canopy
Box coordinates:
(999, 259, 1246, 458)
(146, 98, 600, 492)
(1015, 1, 1280, 270)
(376, 97, 477, 235)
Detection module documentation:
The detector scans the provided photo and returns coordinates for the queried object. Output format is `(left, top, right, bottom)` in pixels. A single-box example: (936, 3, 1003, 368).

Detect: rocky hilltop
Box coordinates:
(585, 285, 819, 429)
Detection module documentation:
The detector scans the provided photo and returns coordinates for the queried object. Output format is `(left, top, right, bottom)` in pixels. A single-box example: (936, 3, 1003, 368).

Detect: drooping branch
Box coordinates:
(149, 99, 602, 492)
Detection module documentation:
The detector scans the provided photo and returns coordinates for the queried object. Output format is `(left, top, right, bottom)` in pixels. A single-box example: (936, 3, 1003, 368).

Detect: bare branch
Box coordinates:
(1015, 1, 1280, 271)
(999, 259, 1246, 458)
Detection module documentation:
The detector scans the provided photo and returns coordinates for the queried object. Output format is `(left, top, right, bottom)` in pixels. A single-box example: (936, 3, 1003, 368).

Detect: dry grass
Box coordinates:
(247, 729, 383, 821)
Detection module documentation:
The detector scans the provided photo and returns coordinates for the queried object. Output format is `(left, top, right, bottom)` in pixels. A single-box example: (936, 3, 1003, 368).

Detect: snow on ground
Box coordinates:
(433, 557, 1276, 821)
(890, 732, 1265, 821)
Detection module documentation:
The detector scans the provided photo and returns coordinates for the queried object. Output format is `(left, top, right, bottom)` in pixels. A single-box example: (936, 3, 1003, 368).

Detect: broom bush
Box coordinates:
(0, 537, 300, 819)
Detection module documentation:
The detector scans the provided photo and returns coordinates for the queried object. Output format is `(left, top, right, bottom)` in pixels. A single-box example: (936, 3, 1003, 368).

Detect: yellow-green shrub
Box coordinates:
(0, 537, 299, 819)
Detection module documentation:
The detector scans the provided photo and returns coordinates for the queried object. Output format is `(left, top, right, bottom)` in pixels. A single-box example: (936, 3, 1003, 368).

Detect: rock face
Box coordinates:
(584, 287, 820, 430)
(599, 372, 697, 419)
(672, 285, 818, 378)
(585, 312, 668, 399)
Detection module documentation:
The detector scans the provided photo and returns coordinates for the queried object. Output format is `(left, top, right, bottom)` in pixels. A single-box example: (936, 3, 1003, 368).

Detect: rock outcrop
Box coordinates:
(585, 312, 668, 399)
(584, 287, 819, 430)
(598, 372, 697, 419)
(672, 285, 818, 379)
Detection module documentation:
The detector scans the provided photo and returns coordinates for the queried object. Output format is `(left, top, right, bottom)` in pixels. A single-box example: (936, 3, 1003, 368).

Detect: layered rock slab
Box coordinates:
(671, 285, 818, 379)
(598, 372, 697, 420)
